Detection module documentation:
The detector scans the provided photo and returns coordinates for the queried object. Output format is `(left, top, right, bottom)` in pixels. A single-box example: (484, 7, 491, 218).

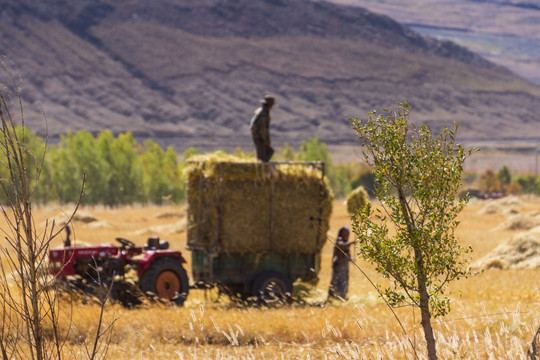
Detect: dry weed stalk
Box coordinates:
(0, 61, 112, 359)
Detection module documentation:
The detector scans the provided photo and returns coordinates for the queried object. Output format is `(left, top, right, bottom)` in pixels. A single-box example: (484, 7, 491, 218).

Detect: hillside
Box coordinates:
(330, 0, 540, 85)
(1, 0, 540, 153)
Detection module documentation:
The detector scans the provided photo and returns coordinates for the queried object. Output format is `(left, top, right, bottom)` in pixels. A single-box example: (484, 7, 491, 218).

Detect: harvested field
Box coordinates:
(1, 197, 539, 359)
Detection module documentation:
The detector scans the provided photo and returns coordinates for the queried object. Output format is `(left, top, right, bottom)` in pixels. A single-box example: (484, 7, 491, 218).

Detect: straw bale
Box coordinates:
(345, 186, 369, 214)
(86, 220, 115, 229)
(528, 226, 540, 234)
(475, 233, 540, 270)
(494, 196, 523, 206)
(185, 154, 333, 254)
(131, 219, 187, 236)
(155, 211, 184, 219)
(478, 203, 500, 215)
(53, 211, 98, 225)
(73, 212, 99, 223)
(502, 208, 520, 215)
(494, 214, 540, 231)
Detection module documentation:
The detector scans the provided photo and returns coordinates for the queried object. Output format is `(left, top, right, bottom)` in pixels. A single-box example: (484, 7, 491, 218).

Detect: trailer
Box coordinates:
(185, 158, 333, 302)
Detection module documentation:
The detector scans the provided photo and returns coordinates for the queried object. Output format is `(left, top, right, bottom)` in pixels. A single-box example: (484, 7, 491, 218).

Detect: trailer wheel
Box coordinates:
(139, 257, 189, 305)
(252, 271, 292, 305)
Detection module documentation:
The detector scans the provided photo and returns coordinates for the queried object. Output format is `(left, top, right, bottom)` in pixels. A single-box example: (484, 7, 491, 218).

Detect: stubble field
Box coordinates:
(13, 197, 540, 359)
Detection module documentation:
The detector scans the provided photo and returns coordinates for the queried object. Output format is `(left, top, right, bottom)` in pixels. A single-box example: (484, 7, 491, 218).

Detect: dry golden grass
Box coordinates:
(3, 198, 539, 359)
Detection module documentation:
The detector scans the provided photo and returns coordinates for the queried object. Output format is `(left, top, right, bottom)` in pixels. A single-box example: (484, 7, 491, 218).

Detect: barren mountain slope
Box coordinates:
(1, 0, 539, 152)
(330, 0, 540, 85)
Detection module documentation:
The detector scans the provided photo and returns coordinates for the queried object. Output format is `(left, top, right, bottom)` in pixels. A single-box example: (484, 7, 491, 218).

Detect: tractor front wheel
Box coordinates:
(139, 257, 189, 305)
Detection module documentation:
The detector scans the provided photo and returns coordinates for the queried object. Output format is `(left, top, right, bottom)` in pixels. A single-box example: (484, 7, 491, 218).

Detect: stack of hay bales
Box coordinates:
(184, 153, 333, 254)
(345, 186, 369, 214)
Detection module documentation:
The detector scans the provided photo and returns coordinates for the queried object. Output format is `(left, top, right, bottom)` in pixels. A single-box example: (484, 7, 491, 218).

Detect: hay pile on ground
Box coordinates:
(502, 208, 520, 215)
(475, 233, 540, 270)
(478, 196, 527, 215)
(155, 211, 184, 219)
(494, 214, 540, 231)
(73, 212, 99, 223)
(495, 196, 523, 206)
(53, 211, 98, 225)
(86, 220, 115, 229)
(185, 153, 333, 254)
(478, 203, 501, 215)
(345, 186, 369, 214)
(130, 219, 187, 236)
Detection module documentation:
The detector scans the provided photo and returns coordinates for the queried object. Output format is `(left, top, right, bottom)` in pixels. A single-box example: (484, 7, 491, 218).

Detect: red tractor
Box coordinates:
(49, 236, 190, 306)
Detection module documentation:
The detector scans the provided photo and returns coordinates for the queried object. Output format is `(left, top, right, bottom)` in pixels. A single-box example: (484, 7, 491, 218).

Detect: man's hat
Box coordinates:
(261, 95, 275, 105)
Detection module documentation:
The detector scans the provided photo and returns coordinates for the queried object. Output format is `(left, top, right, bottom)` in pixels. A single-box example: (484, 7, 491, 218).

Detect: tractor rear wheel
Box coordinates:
(139, 257, 189, 305)
(251, 271, 292, 305)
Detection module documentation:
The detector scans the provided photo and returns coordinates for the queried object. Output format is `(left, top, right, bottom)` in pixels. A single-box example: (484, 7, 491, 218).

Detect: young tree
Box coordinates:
(45, 138, 82, 203)
(97, 130, 143, 205)
(140, 140, 184, 204)
(278, 142, 295, 161)
(515, 175, 540, 194)
(0, 126, 47, 203)
(296, 137, 352, 197)
(350, 102, 475, 360)
(497, 165, 512, 185)
(480, 169, 503, 194)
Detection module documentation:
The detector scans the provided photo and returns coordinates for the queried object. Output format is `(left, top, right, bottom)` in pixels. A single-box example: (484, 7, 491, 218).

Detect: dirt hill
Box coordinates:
(1, 0, 539, 152)
(331, 0, 540, 86)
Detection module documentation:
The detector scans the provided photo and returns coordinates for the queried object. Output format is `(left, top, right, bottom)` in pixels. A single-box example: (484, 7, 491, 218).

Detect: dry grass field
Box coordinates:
(6, 197, 540, 359)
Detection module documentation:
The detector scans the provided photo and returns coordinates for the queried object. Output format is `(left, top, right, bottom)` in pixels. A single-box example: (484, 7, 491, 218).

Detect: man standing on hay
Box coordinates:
(250, 95, 275, 162)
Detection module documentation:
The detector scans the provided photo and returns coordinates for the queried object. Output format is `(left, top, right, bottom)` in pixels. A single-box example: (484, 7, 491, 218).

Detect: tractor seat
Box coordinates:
(144, 236, 169, 250)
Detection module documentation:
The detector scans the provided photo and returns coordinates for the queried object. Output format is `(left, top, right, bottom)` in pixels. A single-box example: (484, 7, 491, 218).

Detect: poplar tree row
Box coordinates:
(1, 128, 188, 205)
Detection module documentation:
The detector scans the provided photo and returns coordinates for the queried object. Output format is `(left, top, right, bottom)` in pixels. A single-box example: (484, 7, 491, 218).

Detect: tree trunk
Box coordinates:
(419, 283, 437, 360)
(415, 247, 437, 360)
(528, 325, 540, 360)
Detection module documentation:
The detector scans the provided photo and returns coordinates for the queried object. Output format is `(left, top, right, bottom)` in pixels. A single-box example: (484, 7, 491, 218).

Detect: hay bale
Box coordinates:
(155, 211, 184, 219)
(495, 214, 540, 231)
(131, 219, 187, 236)
(494, 196, 523, 206)
(475, 233, 540, 270)
(346, 186, 369, 214)
(478, 203, 501, 215)
(528, 226, 540, 234)
(73, 212, 98, 223)
(502, 208, 520, 215)
(53, 211, 98, 225)
(86, 220, 115, 229)
(185, 153, 333, 254)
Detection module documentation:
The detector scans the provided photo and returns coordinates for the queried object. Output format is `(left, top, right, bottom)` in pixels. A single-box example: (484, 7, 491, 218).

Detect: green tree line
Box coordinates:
(476, 165, 540, 196)
(1, 129, 188, 205)
(5, 127, 539, 205)
(1, 128, 374, 205)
